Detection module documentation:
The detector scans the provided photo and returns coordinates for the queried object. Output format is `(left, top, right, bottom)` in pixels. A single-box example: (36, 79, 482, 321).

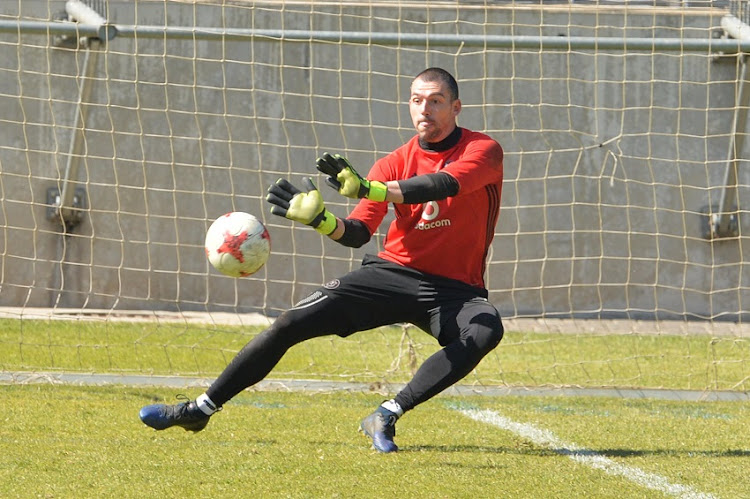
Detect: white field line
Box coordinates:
(459, 408, 717, 499)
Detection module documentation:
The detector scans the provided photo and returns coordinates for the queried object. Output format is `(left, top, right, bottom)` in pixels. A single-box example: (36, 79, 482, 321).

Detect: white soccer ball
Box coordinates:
(205, 212, 271, 277)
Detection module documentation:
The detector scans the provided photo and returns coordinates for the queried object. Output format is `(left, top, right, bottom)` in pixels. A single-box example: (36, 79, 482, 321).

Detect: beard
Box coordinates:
(416, 121, 444, 143)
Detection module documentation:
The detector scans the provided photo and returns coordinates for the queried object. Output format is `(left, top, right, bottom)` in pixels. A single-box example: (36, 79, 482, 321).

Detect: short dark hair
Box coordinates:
(414, 67, 459, 101)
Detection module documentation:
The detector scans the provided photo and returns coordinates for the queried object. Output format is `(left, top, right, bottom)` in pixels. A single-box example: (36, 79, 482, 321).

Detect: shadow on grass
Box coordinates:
(393, 444, 750, 459)
(401, 444, 559, 456)
(591, 448, 750, 458)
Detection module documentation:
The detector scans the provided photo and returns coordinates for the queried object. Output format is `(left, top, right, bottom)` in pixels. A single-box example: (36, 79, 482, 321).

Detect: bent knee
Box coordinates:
(480, 321, 504, 352)
(467, 313, 504, 353)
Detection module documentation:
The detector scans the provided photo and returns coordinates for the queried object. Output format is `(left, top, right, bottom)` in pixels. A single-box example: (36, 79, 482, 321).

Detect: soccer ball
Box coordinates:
(205, 212, 271, 277)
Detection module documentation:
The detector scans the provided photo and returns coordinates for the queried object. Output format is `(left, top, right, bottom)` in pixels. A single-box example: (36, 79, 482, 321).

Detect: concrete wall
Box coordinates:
(0, 1, 746, 321)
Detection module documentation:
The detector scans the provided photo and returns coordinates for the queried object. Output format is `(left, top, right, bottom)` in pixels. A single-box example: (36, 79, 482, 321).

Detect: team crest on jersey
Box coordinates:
(324, 279, 340, 289)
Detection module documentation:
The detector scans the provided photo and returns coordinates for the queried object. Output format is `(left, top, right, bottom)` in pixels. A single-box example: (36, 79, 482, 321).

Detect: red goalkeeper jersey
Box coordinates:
(348, 128, 504, 289)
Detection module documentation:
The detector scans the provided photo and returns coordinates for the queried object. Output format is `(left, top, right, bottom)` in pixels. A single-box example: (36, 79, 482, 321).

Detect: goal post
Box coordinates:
(0, 0, 748, 394)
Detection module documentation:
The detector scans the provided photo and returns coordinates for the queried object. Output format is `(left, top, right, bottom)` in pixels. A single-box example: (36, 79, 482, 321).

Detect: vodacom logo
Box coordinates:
(421, 201, 440, 221)
(415, 201, 451, 230)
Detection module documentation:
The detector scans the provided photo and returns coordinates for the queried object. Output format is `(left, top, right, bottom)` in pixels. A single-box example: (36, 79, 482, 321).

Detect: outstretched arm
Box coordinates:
(316, 152, 459, 204)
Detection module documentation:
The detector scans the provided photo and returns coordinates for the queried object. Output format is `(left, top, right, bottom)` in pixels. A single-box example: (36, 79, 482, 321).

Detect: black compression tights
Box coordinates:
(393, 313, 503, 411)
(205, 312, 329, 406)
(205, 307, 503, 413)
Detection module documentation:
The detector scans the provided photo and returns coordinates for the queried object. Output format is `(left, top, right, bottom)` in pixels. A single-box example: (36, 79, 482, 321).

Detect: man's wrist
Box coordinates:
(366, 181, 388, 202)
(314, 210, 338, 235)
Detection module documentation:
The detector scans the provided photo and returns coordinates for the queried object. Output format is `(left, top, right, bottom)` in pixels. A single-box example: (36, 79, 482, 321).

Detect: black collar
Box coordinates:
(418, 126, 462, 152)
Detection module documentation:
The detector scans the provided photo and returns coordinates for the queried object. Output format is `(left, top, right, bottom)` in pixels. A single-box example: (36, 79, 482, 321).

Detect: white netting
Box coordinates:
(0, 1, 747, 391)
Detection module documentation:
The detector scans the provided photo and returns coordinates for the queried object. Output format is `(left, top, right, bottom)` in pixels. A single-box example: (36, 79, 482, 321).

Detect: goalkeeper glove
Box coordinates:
(316, 152, 388, 202)
(266, 178, 338, 235)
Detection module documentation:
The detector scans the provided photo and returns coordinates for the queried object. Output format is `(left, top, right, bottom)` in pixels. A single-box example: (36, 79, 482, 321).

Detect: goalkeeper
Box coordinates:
(139, 67, 505, 453)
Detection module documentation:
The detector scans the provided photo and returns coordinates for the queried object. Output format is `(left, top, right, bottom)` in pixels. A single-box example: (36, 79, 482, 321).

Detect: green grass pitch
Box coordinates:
(0, 318, 748, 497)
(1, 385, 747, 498)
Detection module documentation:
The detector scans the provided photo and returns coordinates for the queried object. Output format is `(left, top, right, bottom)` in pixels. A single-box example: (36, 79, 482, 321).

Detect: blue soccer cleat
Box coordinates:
(139, 397, 210, 432)
(360, 406, 399, 453)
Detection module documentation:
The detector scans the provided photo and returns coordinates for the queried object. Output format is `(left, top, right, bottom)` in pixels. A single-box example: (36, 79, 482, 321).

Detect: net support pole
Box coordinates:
(715, 57, 745, 238)
(55, 43, 98, 230)
(707, 15, 749, 239)
(49, 1, 112, 231)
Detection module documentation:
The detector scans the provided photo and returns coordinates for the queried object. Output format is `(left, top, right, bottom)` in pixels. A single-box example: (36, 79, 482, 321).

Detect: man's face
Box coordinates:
(409, 77, 461, 143)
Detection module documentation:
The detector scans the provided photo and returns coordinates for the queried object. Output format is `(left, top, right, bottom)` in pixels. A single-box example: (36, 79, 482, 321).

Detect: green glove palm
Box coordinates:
(316, 152, 388, 202)
(266, 178, 337, 235)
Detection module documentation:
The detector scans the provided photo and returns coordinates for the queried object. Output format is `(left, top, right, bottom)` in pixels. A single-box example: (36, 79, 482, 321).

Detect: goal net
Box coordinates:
(0, 0, 748, 394)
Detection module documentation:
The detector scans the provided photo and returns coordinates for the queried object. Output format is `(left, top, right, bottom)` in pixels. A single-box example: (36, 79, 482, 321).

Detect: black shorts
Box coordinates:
(286, 254, 502, 346)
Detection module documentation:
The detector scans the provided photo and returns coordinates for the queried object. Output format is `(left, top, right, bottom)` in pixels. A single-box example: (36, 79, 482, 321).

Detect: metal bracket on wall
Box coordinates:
(52, 0, 115, 49)
(700, 204, 740, 240)
(46, 186, 87, 232)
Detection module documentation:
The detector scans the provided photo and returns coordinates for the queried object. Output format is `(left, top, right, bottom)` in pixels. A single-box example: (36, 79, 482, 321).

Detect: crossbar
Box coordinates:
(0, 20, 747, 52)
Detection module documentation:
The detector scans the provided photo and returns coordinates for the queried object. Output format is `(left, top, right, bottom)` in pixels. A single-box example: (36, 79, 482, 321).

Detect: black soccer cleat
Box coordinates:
(360, 406, 399, 453)
(139, 397, 211, 432)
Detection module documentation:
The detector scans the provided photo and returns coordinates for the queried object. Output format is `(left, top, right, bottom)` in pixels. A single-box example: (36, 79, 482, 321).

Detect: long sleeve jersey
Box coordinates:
(348, 128, 504, 289)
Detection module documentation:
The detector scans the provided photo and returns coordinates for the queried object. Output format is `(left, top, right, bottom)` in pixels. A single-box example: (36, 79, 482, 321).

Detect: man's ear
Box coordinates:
(452, 98, 462, 117)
